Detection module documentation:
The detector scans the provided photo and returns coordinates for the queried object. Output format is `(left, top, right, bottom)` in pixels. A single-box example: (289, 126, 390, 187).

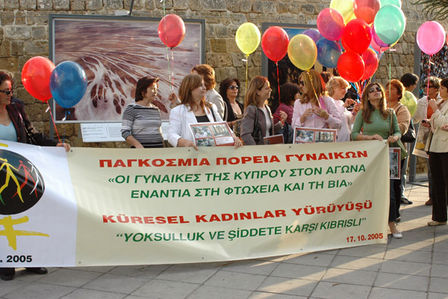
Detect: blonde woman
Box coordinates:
(327, 76, 356, 141)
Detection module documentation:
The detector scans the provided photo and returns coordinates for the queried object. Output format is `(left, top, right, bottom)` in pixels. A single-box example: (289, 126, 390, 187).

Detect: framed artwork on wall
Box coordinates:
(49, 14, 205, 123)
(261, 23, 317, 112)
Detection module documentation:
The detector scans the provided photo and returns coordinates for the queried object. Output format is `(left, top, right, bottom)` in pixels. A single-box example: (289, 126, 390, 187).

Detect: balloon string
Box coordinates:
(47, 102, 61, 143)
(169, 47, 175, 93)
(161, 0, 166, 15)
(245, 54, 249, 96)
(426, 55, 432, 98)
(306, 71, 319, 107)
(276, 62, 280, 105)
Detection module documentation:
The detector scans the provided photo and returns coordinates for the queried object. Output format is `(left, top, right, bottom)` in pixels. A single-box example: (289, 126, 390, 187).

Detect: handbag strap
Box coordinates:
(388, 109, 394, 136)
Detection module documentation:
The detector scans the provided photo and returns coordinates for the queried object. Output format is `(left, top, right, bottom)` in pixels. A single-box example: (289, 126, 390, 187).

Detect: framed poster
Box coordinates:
(389, 147, 401, 180)
(261, 23, 319, 112)
(49, 14, 205, 123)
(293, 127, 337, 144)
(189, 122, 235, 147)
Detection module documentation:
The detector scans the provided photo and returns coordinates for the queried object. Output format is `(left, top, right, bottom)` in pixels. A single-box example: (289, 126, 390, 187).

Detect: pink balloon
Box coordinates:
(317, 8, 345, 41)
(417, 21, 446, 55)
(361, 48, 379, 80)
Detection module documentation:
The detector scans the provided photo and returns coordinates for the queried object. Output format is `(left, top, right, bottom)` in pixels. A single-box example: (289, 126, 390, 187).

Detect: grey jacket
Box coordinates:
(240, 105, 282, 145)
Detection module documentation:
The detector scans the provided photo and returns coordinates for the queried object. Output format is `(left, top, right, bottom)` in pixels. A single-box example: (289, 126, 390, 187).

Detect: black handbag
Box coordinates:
(401, 119, 416, 143)
(251, 108, 263, 143)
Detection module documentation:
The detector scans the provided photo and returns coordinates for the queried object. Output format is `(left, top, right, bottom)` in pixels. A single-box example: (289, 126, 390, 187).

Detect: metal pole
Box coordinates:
(129, 0, 135, 16)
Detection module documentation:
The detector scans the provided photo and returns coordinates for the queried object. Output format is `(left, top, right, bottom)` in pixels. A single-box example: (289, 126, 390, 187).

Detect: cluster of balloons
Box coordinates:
(316, 0, 406, 82)
(21, 57, 87, 108)
(234, 0, 405, 83)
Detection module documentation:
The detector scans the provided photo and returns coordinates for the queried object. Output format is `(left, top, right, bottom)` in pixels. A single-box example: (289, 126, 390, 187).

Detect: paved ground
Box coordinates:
(1, 182, 447, 299)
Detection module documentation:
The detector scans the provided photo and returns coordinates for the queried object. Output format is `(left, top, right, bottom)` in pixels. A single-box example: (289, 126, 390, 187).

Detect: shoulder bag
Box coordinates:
(389, 109, 408, 160)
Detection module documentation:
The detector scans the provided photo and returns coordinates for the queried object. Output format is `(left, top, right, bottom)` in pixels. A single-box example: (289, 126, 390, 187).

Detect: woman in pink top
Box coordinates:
(291, 70, 342, 130)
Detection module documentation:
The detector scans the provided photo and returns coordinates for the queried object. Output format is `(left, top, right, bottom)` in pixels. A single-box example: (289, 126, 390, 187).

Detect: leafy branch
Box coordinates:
(411, 0, 448, 20)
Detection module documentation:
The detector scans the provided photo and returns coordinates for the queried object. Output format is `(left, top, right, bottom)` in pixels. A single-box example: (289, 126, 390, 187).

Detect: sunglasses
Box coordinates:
(298, 80, 304, 86)
(228, 85, 239, 90)
(369, 86, 381, 93)
(428, 85, 438, 89)
(0, 89, 12, 95)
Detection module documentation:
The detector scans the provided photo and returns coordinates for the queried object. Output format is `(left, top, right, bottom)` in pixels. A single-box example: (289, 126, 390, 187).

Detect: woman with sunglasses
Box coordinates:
(219, 78, 243, 131)
(414, 76, 441, 206)
(240, 76, 287, 145)
(0, 70, 69, 281)
(291, 70, 342, 132)
(351, 82, 402, 238)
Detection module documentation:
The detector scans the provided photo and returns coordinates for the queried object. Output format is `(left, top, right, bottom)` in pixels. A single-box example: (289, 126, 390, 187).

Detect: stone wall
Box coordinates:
(0, 0, 439, 150)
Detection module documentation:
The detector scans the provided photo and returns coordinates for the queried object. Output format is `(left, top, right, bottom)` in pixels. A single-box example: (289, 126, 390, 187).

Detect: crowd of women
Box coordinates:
(0, 65, 446, 280)
(119, 64, 447, 242)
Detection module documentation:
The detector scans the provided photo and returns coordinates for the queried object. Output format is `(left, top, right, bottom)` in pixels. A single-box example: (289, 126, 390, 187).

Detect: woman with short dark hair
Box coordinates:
(219, 78, 243, 128)
(121, 76, 164, 148)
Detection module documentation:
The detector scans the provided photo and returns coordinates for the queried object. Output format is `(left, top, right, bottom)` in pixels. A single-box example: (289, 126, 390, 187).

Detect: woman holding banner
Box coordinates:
(351, 82, 403, 239)
(167, 74, 242, 149)
(121, 76, 164, 148)
(291, 70, 342, 132)
(0, 70, 69, 281)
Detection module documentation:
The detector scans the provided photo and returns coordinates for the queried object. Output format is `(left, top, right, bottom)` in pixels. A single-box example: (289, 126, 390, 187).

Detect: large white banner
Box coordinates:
(0, 140, 389, 267)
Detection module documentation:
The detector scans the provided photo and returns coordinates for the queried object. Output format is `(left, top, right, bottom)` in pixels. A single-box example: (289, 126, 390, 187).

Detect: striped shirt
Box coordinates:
(121, 104, 164, 148)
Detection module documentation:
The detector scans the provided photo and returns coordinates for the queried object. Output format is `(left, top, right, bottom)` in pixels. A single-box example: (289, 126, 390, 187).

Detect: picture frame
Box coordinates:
(49, 14, 205, 123)
(261, 23, 322, 112)
(264, 134, 284, 145)
(190, 122, 235, 147)
(389, 147, 401, 180)
(293, 127, 337, 144)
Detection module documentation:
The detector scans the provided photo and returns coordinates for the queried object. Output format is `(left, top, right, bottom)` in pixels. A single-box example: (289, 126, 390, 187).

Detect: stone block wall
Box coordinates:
(0, 0, 439, 153)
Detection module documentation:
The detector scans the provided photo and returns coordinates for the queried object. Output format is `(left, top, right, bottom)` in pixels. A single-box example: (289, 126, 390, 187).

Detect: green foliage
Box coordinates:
(411, 0, 448, 20)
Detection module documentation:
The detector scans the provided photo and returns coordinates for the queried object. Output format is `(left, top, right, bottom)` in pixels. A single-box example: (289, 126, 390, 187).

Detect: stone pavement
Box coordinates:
(1, 182, 447, 299)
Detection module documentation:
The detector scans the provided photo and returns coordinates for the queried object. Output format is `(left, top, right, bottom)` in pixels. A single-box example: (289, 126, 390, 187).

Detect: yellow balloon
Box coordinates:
(287, 34, 317, 71)
(330, 0, 355, 24)
(235, 22, 261, 55)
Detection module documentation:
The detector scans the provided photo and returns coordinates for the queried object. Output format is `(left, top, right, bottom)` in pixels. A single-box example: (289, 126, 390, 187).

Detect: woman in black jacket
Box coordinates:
(0, 70, 69, 281)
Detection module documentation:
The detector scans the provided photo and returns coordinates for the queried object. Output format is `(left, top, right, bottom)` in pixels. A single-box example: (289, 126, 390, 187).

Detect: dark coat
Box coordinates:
(6, 98, 56, 146)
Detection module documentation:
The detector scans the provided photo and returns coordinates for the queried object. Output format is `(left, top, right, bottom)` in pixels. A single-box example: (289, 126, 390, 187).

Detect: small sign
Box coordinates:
(80, 123, 125, 143)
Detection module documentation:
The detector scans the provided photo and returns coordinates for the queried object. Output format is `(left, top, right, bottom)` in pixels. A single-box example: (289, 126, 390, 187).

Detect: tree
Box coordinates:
(411, 0, 448, 20)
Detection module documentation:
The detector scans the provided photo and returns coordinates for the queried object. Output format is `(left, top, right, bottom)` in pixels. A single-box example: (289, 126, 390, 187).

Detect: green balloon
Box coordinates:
(380, 0, 401, 8)
(374, 5, 406, 45)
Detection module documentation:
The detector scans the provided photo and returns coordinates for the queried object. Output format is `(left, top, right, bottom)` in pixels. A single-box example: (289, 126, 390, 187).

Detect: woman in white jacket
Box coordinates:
(426, 78, 448, 226)
(167, 74, 241, 148)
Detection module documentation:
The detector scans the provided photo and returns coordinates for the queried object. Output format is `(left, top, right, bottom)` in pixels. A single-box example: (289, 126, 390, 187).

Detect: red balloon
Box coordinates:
(354, 0, 381, 24)
(361, 48, 379, 80)
(21, 56, 55, 102)
(158, 14, 186, 48)
(337, 51, 365, 82)
(261, 26, 289, 62)
(341, 19, 372, 55)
